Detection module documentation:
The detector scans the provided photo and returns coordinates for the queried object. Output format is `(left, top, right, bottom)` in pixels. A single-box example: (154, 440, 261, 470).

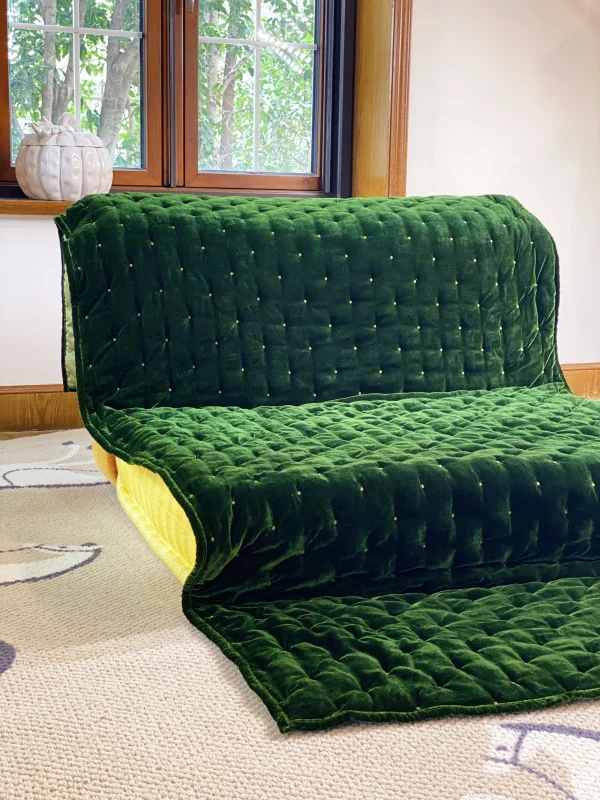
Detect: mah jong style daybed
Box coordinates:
(57, 193, 600, 733)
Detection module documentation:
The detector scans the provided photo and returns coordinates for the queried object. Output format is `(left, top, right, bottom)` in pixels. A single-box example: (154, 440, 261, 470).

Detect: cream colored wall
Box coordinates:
(407, 0, 600, 363)
(2, 1, 600, 385)
(0, 216, 63, 385)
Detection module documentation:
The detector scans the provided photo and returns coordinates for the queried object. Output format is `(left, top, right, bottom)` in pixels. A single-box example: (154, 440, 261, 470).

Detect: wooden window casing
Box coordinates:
(1, 0, 331, 194)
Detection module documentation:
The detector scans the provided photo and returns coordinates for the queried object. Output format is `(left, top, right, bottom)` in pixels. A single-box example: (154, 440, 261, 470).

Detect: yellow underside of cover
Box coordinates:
(92, 441, 196, 584)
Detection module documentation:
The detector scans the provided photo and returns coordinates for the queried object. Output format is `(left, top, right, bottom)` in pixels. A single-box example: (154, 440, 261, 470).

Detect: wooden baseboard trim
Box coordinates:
(0, 387, 82, 432)
(562, 362, 600, 372)
(562, 364, 600, 399)
(0, 383, 64, 395)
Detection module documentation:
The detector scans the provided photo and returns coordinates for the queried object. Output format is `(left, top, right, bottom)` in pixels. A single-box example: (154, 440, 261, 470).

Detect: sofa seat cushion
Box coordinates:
(91, 382, 600, 607)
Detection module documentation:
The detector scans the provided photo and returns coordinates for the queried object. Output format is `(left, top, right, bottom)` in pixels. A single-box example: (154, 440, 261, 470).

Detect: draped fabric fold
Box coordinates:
(58, 194, 600, 731)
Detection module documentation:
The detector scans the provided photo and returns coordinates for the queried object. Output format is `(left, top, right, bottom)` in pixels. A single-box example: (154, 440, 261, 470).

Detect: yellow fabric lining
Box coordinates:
(92, 442, 196, 584)
(92, 439, 118, 485)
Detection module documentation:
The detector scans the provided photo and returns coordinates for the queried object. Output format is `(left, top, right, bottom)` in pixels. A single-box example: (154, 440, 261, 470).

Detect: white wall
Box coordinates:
(2, 1, 599, 385)
(408, 0, 600, 364)
(0, 216, 63, 385)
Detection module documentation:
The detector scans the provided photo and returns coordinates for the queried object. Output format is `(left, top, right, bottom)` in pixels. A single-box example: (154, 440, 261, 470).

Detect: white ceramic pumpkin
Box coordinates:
(15, 113, 113, 201)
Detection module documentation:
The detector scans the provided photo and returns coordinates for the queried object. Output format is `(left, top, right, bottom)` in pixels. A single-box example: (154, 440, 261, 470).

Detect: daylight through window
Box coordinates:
(1, 0, 344, 192)
(197, 0, 318, 175)
(8, 0, 144, 170)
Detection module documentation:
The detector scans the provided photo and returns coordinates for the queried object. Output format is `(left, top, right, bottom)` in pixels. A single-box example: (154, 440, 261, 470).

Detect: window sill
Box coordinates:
(0, 187, 327, 217)
(0, 198, 73, 216)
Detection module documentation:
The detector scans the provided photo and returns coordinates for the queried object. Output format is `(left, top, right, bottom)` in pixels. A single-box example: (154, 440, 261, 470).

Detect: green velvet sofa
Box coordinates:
(58, 193, 600, 732)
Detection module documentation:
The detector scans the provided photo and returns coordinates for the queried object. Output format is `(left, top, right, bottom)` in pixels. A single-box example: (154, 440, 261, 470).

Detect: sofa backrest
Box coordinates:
(57, 193, 563, 412)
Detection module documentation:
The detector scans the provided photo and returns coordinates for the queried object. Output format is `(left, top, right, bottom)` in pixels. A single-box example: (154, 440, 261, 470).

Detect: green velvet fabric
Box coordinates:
(57, 192, 562, 405)
(57, 193, 600, 732)
(94, 384, 600, 603)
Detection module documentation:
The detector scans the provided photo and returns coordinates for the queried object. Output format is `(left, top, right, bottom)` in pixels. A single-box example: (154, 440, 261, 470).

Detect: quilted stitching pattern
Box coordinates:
(57, 193, 561, 408)
(58, 193, 600, 732)
(96, 384, 600, 606)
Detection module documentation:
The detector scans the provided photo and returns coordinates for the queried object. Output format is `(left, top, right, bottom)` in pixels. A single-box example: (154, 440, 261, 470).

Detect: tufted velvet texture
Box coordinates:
(57, 193, 562, 404)
(58, 193, 600, 732)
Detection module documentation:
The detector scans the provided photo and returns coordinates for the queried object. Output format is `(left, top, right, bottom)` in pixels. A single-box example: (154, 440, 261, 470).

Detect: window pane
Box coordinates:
(195, 1, 319, 177)
(8, 0, 72, 27)
(80, 34, 143, 169)
(198, 0, 255, 40)
(259, 45, 314, 173)
(83, 0, 141, 32)
(260, 0, 315, 44)
(9, 28, 74, 163)
(198, 42, 254, 171)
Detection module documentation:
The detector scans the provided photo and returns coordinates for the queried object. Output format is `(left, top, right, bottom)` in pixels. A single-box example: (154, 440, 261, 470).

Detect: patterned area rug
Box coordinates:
(2, 429, 600, 800)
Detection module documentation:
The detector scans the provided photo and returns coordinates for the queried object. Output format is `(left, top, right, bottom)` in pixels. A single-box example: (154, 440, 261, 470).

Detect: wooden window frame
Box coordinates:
(352, 0, 412, 197)
(182, 0, 322, 192)
(0, 0, 357, 200)
(0, 0, 163, 187)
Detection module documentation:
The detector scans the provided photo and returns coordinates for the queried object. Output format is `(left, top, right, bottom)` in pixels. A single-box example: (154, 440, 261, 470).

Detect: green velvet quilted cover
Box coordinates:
(57, 193, 600, 732)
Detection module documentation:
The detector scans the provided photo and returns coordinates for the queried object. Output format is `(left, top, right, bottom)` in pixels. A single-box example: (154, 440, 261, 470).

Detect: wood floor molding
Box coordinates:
(0, 387, 82, 432)
(562, 362, 600, 400)
(562, 362, 600, 371)
(0, 384, 64, 395)
(1, 365, 599, 432)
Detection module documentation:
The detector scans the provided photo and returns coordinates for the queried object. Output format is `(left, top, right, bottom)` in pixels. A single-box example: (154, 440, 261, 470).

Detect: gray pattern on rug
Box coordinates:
(1, 429, 598, 800)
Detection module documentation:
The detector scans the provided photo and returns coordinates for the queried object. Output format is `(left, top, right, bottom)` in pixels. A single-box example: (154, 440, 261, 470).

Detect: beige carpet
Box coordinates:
(2, 430, 600, 800)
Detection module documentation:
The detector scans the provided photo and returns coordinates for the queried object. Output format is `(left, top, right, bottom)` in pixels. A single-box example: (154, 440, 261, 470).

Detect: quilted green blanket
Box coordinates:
(58, 193, 600, 731)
